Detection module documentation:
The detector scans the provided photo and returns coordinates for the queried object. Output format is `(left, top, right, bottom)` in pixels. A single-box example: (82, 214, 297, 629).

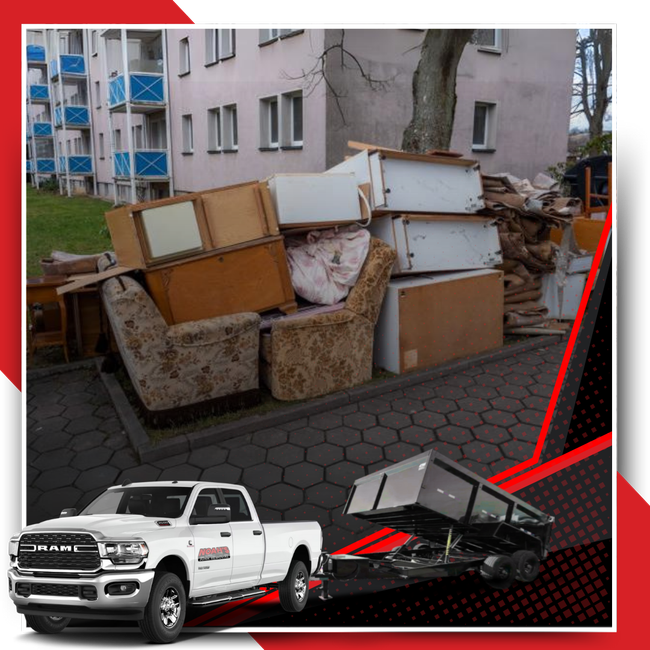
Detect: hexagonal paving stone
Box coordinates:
(267, 444, 304, 467)
(465, 385, 500, 400)
(475, 374, 506, 388)
(505, 374, 537, 388)
(509, 363, 541, 377)
(435, 385, 468, 400)
(447, 411, 483, 428)
(424, 398, 457, 414)
(31, 403, 66, 420)
(228, 444, 267, 468)
(343, 413, 377, 431)
(306, 443, 345, 466)
(523, 396, 551, 411)
(346, 443, 383, 465)
(305, 484, 348, 509)
(423, 441, 463, 461)
(187, 447, 229, 469)
(251, 428, 288, 448)
(34, 467, 80, 492)
(511, 353, 545, 366)
(489, 396, 523, 413)
(284, 462, 324, 488)
(98, 418, 123, 435)
(219, 434, 253, 450)
(75, 465, 120, 492)
(528, 383, 555, 397)
(509, 423, 542, 443)
(489, 458, 521, 475)
(377, 412, 412, 430)
(309, 413, 343, 430)
(332, 506, 372, 532)
(326, 461, 365, 487)
(289, 427, 325, 448)
(32, 431, 71, 454)
(482, 362, 514, 377)
(152, 453, 189, 469)
(436, 425, 473, 445)
(71, 447, 114, 471)
(458, 459, 493, 479)
(445, 374, 476, 388)
(326, 427, 362, 447)
(380, 389, 405, 401)
(32, 448, 74, 471)
(385, 442, 421, 462)
(456, 397, 491, 414)
(515, 409, 546, 426)
(412, 411, 447, 429)
(358, 399, 392, 415)
(117, 464, 162, 484)
(462, 440, 502, 464)
(481, 410, 519, 428)
(62, 403, 97, 420)
(500, 439, 535, 462)
(36, 487, 84, 518)
(536, 370, 560, 386)
(331, 404, 359, 416)
(363, 426, 400, 447)
(367, 459, 395, 473)
(242, 463, 283, 490)
(472, 424, 511, 444)
(496, 384, 530, 400)
(65, 416, 101, 436)
(277, 418, 309, 432)
(400, 425, 435, 446)
(261, 484, 303, 510)
(390, 398, 424, 414)
(255, 506, 282, 522)
(285, 504, 331, 527)
(159, 465, 202, 481)
(110, 448, 139, 471)
(200, 464, 242, 484)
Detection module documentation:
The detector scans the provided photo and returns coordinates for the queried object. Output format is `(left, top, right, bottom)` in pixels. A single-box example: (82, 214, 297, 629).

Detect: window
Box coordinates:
(205, 29, 236, 65)
(99, 133, 105, 159)
(222, 104, 238, 151)
(475, 29, 503, 53)
(259, 28, 280, 44)
(221, 488, 252, 522)
(182, 114, 193, 153)
(472, 101, 497, 151)
(207, 107, 222, 151)
(114, 129, 122, 151)
(95, 81, 101, 108)
(281, 91, 303, 147)
(179, 37, 191, 75)
(149, 118, 167, 149)
(260, 96, 279, 149)
(279, 29, 303, 38)
(91, 30, 98, 56)
(132, 124, 143, 150)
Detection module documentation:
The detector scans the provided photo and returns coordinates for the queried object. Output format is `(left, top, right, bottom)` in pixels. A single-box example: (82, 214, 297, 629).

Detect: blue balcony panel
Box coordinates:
(113, 152, 130, 177)
(108, 73, 164, 109)
(135, 151, 168, 177)
(27, 45, 46, 63)
(59, 155, 93, 175)
(26, 160, 32, 173)
(51, 54, 86, 78)
(55, 106, 90, 128)
(29, 85, 49, 102)
(36, 158, 56, 174)
(33, 122, 53, 137)
(108, 75, 126, 107)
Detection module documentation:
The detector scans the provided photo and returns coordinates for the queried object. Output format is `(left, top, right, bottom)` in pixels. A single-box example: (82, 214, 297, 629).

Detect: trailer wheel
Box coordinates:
(511, 550, 540, 583)
(480, 555, 516, 590)
(278, 560, 309, 613)
(25, 615, 70, 634)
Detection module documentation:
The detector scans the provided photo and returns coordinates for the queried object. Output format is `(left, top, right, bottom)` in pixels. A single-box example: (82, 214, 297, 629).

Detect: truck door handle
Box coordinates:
(221, 532, 231, 538)
(253, 530, 263, 536)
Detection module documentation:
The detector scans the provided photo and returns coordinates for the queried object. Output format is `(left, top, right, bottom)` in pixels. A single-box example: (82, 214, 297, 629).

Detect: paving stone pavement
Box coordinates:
(27, 339, 567, 553)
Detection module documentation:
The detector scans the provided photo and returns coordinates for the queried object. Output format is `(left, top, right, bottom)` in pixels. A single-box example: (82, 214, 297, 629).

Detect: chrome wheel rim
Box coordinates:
(294, 570, 307, 603)
(159, 586, 181, 628)
(49, 616, 64, 622)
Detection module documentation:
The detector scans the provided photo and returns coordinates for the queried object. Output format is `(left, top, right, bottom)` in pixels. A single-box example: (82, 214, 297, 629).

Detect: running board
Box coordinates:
(190, 588, 268, 607)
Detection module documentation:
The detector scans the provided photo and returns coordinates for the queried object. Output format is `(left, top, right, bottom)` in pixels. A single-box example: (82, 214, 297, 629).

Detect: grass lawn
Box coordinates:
(26, 185, 113, 277)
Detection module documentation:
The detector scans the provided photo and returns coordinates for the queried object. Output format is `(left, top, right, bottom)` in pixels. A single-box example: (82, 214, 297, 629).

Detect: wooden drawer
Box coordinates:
(145, 237, 296, 324)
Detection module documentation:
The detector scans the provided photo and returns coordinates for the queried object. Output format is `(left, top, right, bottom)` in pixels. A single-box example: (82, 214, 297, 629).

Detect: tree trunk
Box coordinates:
(587, 29, 612, 145)
(402, 29, 473, 153)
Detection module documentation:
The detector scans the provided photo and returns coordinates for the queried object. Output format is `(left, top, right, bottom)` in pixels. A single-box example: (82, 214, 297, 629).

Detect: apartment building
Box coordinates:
(25, 28, 576, 203)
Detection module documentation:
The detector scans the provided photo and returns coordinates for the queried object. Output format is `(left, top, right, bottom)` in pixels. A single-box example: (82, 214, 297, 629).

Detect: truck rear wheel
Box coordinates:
(480, 555, 516, 590)
(25, 615, 70, 634)
(138, 571, 186, 644)
(511, 550, 540, 583)
(278, 560, 309, 613)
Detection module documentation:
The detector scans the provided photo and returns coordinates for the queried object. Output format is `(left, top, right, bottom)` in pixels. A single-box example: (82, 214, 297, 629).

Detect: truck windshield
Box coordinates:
(80, 486, 193, 518)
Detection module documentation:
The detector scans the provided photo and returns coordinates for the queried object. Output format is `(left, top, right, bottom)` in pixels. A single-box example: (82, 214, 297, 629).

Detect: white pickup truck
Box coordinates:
(8, 480, 322, 643)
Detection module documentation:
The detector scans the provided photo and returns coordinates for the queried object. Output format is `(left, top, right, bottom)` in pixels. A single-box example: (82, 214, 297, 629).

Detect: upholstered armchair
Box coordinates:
(97, 255, 260, 422)
(260, 238, 397, 401)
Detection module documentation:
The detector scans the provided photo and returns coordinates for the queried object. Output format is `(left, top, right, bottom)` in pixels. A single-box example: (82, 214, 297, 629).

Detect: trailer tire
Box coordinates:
(138, 571, 186, 644)
(480, 555, 516, 590)
(278, 560, 309, 613)
(511, 550, 540, 583)
(25, 615, 70, 634)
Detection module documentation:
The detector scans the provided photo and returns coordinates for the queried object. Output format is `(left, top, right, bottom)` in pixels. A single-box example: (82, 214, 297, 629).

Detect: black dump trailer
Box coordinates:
(315, 450, 554, 594)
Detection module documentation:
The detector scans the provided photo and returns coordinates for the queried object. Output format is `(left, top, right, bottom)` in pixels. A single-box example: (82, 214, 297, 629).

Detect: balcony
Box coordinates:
(50, 54, 86, 79)
(26, 44, 46, 64)
(58, 155, 93, 175)
(32, 122, 53, 137)
(108, 73, 165, 111)
(113, 150, 168, 178)
(27, 158, 56, 174)
(54, 106, 90, 129)
(29, 85, 49, 103)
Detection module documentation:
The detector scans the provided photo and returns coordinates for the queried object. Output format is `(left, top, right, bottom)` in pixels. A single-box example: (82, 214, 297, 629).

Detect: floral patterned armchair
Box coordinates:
(98, 254, 260, 422)
(260, 238, 396, 401)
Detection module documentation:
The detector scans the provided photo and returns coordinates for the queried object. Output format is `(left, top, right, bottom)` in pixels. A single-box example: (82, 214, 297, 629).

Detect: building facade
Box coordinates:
(26, 28, 576, 203)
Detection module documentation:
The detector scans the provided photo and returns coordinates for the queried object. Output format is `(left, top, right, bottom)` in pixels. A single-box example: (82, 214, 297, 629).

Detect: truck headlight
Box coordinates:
(8, 538, 19, 558)
(99, 542, 148, 565)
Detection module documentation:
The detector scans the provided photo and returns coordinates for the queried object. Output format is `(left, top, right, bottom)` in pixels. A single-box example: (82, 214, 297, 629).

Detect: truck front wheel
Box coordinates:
(25, 615, 70, 634)
(278, 560, 309, 613)
(139, 571, 186, 644)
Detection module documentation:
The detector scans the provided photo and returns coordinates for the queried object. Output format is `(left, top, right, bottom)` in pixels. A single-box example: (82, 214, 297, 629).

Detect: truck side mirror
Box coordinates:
(60, 508, 77, 518)
(190, 503, 231, 525)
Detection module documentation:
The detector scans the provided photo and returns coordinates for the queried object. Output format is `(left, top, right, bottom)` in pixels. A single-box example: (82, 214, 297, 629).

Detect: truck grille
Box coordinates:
(18, 533, 100, 571)
(16, 582, 97, 600)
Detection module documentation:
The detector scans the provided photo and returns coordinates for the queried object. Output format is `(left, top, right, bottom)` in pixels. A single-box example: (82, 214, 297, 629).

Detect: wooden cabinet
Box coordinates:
(374, 270, 504, 374)
(145, 237, 296, 324)
(105, 181, 279, 269)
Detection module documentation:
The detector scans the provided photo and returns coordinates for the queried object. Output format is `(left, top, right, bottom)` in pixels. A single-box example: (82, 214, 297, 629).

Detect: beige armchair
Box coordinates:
(260, 238, 397, 401)
(98, 256, 260, 423)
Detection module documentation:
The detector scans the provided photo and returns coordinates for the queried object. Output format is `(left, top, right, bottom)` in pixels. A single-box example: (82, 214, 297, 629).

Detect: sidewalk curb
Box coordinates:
(27, 358, 96, 381)
(97, 335, 562, 464)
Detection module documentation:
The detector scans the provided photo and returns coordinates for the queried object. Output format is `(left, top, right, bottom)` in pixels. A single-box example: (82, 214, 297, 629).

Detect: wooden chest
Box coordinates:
(145, 237, 296, 324)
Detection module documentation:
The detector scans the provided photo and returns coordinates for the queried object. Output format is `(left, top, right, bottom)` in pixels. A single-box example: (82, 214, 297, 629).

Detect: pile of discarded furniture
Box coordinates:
(30, 141, 606, 423)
